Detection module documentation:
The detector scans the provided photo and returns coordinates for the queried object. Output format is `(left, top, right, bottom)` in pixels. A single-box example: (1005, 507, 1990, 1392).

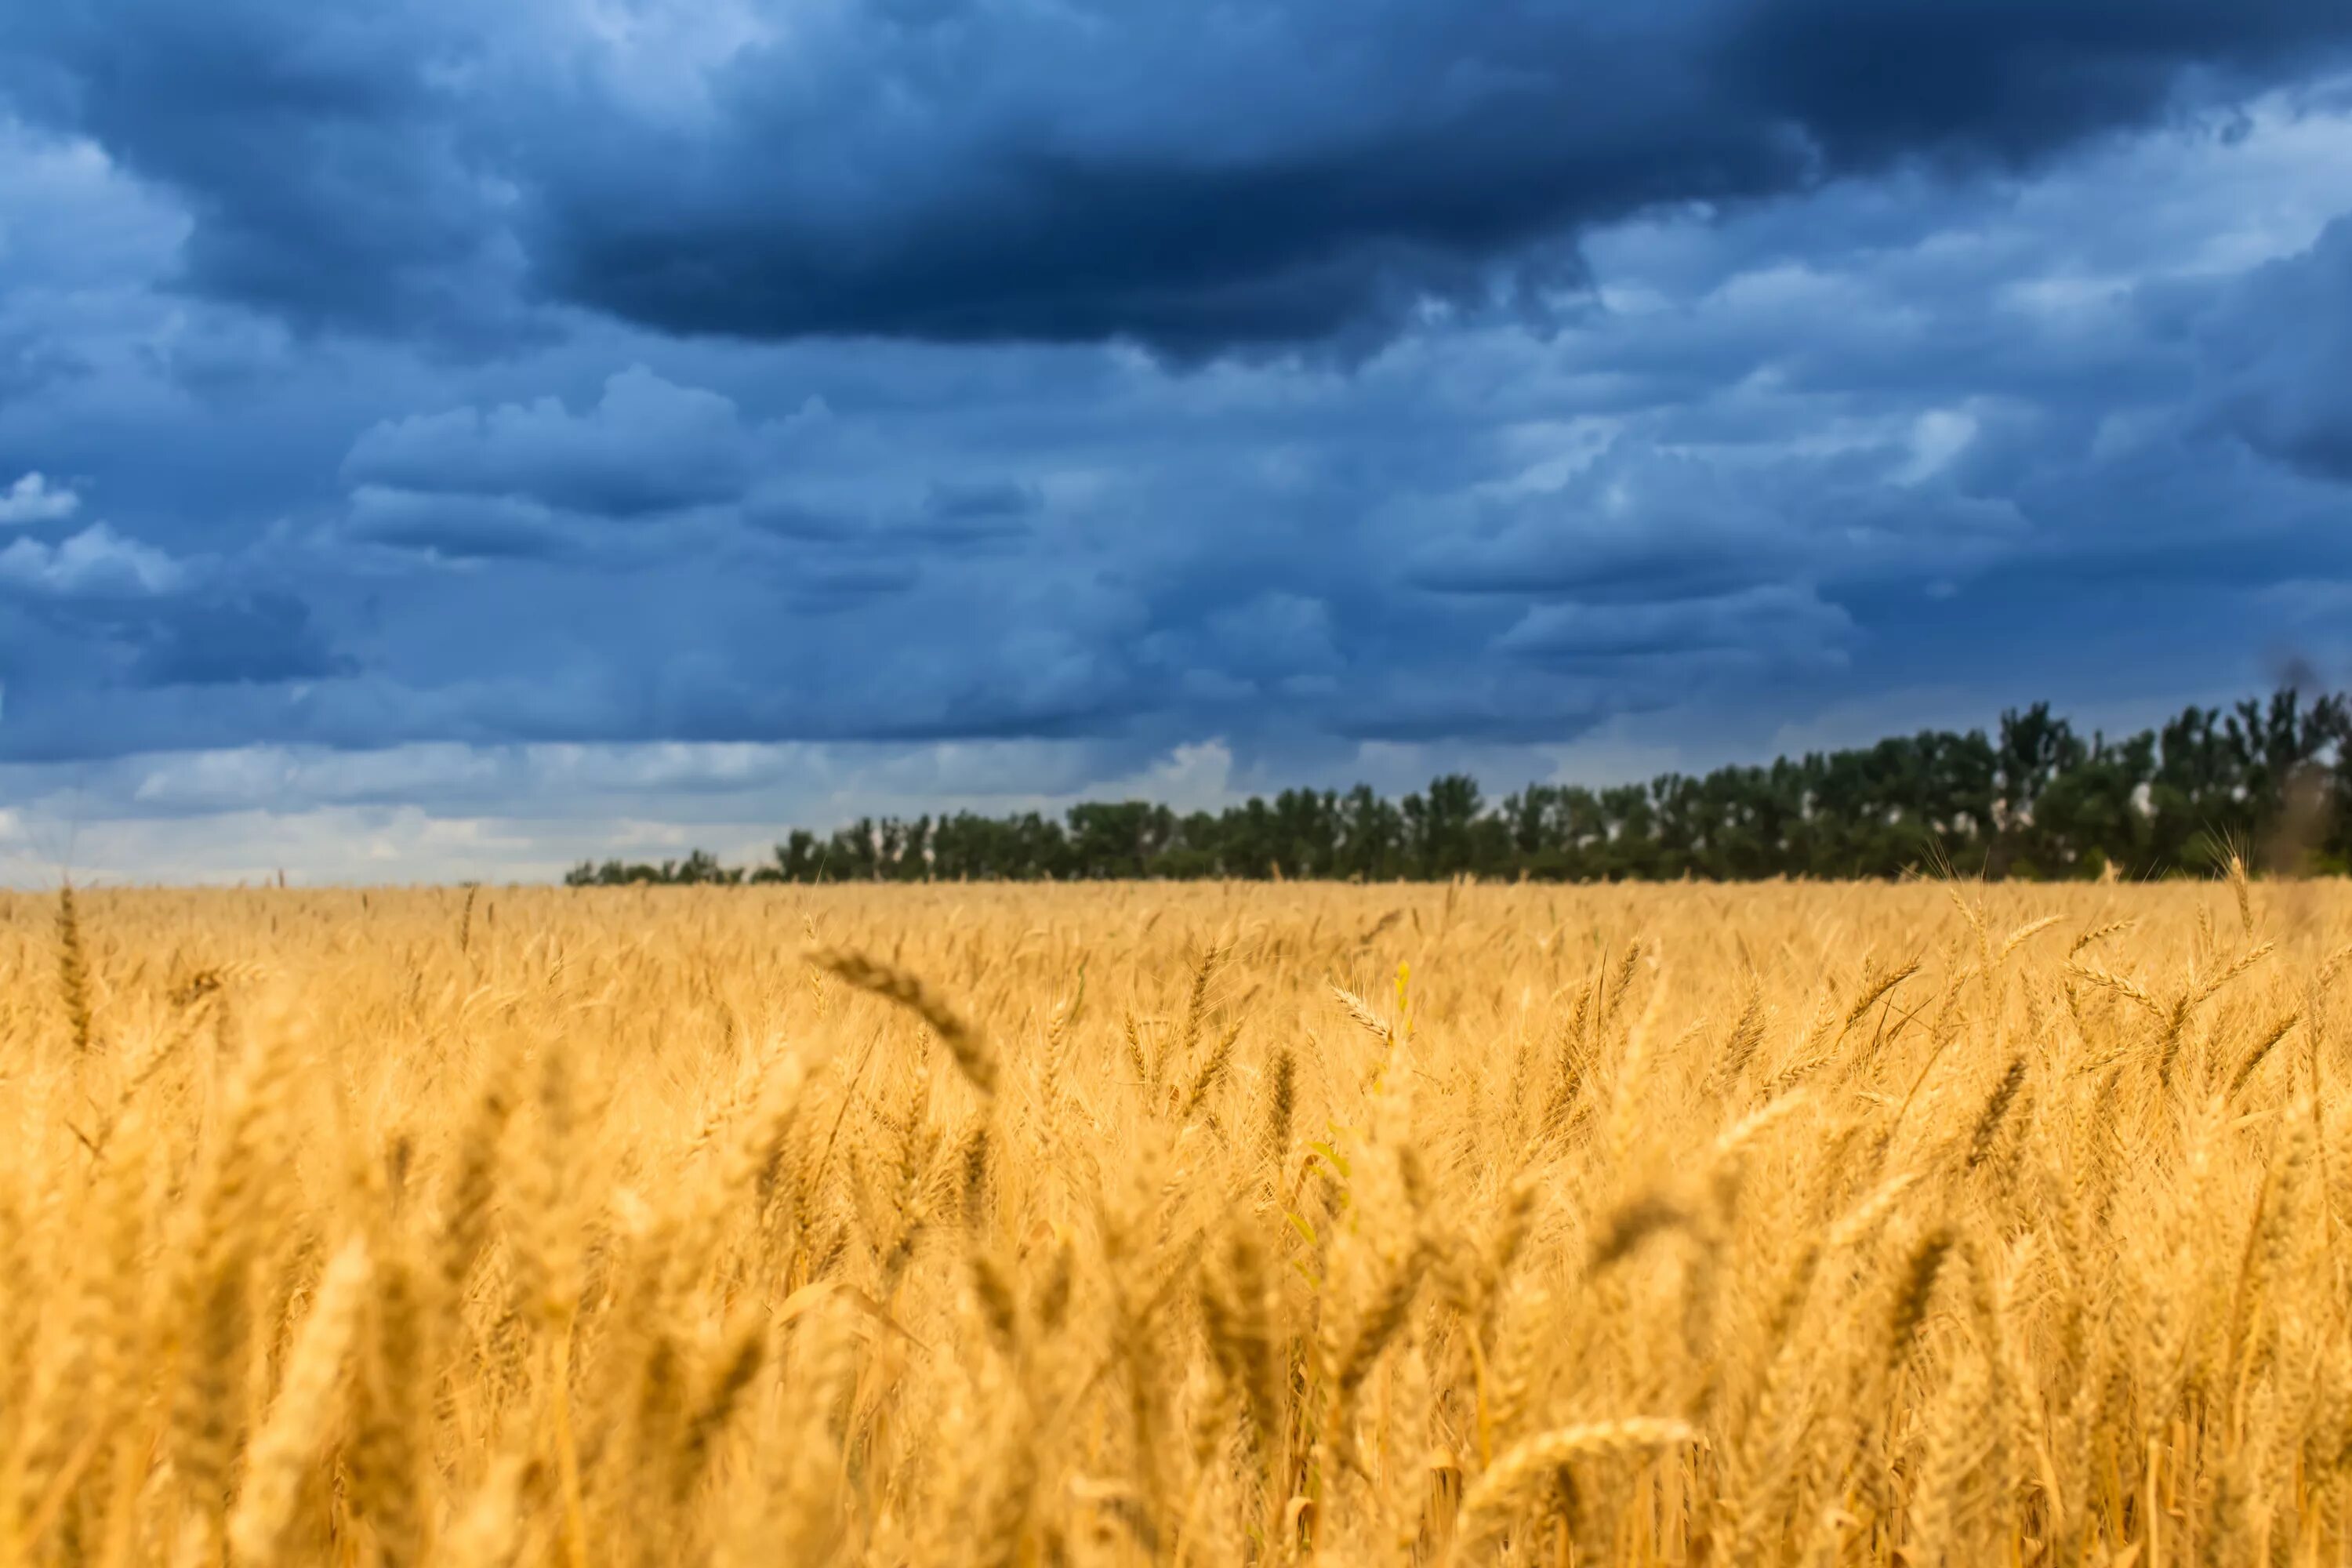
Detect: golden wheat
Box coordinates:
(0, 878, 2346, 1564)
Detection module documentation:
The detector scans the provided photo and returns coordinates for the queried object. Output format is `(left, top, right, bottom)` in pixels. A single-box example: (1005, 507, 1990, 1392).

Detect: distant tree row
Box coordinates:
(564, 687, 2352, 886)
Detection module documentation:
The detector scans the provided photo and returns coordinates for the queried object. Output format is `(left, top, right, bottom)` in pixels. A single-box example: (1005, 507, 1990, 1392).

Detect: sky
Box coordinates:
(3, 1, 2352, 883)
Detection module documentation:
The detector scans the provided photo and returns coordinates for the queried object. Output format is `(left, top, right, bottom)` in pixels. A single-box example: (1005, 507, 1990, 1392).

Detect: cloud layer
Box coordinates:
(9, 0, 2352, 354)
(0, 4, 2349, 876)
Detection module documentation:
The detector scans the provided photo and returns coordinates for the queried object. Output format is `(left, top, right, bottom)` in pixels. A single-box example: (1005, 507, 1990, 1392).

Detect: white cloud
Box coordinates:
(1894, 409, 1980, 485)
(1102, 739, 1237, 814)
(0, 472, 80, 524)
(0, 735, 1243, 883)
(0, 522, 183, 595)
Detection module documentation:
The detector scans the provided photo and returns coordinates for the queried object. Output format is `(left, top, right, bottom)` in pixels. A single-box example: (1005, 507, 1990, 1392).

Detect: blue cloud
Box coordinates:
(742, 499, 865, 543)
(0, 1, 2343, 836)
(2206, 215, 2352, 481)
(0, 523, 183, 597)
(342, 366, 760, 517)
(132, 591, 350, 688)
(924, 481, 1039, 522)
(1495, 584, 1855, 669)
(1411, 440, 2025, 602)
(341, 488, 575, 562)
(0, 0, 525, 344)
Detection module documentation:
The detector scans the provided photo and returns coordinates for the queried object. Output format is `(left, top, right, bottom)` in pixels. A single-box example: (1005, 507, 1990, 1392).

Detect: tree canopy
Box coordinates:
(566, 687, 2352, 885)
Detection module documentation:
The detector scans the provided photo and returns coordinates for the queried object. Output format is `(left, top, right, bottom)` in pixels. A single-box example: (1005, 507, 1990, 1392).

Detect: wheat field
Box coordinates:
(1, 875, 2347, 1566)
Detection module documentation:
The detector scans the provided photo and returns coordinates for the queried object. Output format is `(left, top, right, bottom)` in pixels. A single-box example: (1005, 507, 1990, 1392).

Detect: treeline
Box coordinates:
(564, 688, 2352, 886)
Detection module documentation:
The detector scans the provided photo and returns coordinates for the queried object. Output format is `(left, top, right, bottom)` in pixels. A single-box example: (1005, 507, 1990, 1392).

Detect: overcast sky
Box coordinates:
(3, 1, 2351, 882)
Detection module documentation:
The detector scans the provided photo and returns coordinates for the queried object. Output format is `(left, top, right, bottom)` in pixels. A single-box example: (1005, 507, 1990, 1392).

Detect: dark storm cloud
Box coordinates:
(1708, 1, 2352, 166)
(0, 0, 2348, 823)
(7, 1, 2351, 354)
(531, 1, 2352, 354)
(0, 1, 523, 344)
(131, 591, 350, 688)
(2205, 216, 2352, 481)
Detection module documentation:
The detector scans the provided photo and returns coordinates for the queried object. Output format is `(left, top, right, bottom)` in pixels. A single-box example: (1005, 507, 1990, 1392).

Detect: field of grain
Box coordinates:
(0, 877, 2346, 1566)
